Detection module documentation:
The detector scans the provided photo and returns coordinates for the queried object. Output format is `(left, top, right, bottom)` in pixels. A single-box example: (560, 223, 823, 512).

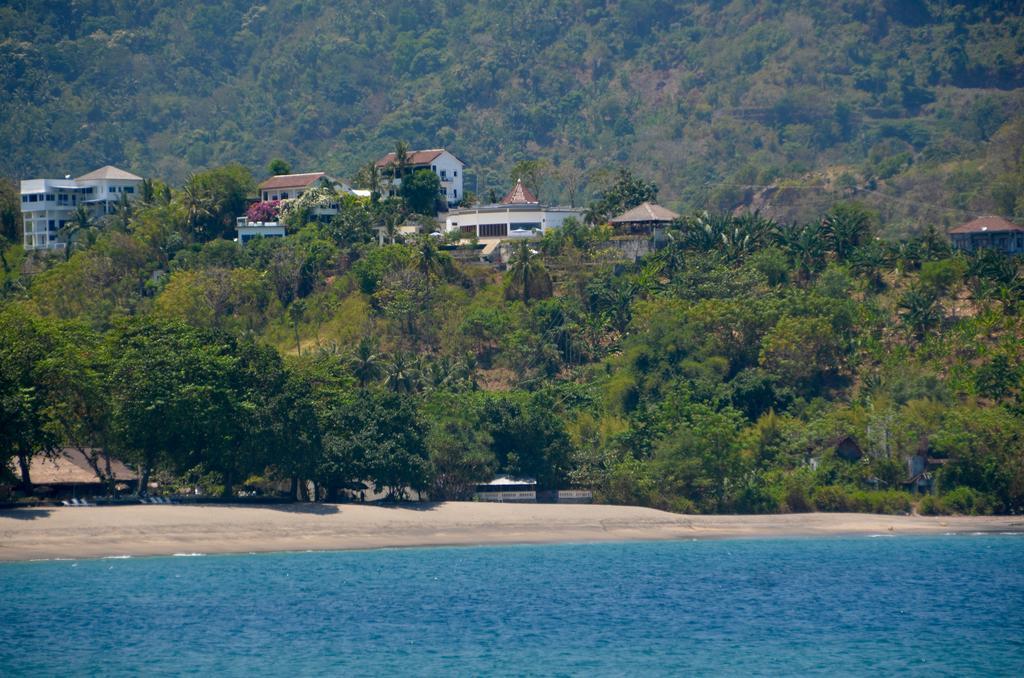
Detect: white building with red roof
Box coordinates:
(374, 148, 465, 208)
(256, 172, 348, 202)
(443, 179, 582, 241)
(948, 216, 1024, 255)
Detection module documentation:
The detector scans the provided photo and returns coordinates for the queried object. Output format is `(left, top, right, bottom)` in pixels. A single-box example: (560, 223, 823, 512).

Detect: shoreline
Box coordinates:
(1, 502, 1022, 563)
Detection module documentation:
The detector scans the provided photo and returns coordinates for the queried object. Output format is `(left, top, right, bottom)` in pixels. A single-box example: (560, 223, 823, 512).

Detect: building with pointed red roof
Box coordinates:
(500, 178, 539, 205)
(443, 180, 582, 241)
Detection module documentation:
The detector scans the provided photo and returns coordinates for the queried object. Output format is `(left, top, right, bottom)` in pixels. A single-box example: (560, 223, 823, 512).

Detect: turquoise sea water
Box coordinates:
(1, 536, 1023, 676)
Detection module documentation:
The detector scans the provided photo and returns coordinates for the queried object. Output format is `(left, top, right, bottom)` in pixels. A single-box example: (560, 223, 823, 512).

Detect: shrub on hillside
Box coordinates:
(942, 487, 996, 515)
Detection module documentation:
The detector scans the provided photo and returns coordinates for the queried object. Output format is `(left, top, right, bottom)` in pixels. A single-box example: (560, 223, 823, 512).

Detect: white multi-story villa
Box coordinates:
(20, 165, 143, 251)
(444, 179, 582, 240)
(375, 148, 465, 208)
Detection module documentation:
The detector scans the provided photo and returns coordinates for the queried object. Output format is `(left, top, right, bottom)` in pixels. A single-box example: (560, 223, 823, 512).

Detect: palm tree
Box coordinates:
(58, 206, 95, 260)
(850, 242, 888, 293)
(112, 192, 132, 231)
(777, 222, 827, 283)
(392, 140, 411, 181)
(288, 300, 306, 355)
(426, 355, 455, 389)
(350, 337, 383, 387)
(416, 237, 445, 279)
(898, 287, 942, 340)
(140, 178, 156, 204)
(384, 350, 420, 394)
(182, 174, 214, 236)
(505, 241, 553, 303)
(361, 161, 382, 201)
(823, 210, 869, 261)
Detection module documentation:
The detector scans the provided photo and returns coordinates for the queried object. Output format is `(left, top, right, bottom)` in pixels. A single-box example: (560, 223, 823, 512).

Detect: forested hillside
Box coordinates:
(3, 1, 1024, 233)
(2, 168, 1023, 514)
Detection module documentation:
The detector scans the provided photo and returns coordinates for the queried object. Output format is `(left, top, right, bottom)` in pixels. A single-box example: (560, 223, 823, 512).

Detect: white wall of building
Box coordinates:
(429, 151, 464, 206)
(444, 206, 583, 239)
(385, 151, 465, 207)
(20, 175, 143, 250)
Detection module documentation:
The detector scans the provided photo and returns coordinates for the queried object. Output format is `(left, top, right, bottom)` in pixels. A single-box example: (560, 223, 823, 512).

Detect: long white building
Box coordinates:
(20, 165, 143, 251)
(444, 179, 582, 240)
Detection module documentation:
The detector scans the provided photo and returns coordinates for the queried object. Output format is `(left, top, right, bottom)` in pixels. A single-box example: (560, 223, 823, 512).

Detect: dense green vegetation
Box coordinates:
(1, 164, 1022, 514)
(2, 1, 1024, 232)
(2, 2, 1023, 513)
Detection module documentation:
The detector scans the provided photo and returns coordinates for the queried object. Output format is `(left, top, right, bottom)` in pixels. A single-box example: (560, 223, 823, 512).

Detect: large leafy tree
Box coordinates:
(0, 307, 63, 490)
(586, 169, 659, 224)
(179, 164, 255, 241)
(107, 319, 239, 494)
(401, 169, 441, 215)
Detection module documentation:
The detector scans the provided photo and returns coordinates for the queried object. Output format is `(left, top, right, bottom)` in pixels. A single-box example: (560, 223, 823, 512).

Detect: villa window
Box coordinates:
(124, 186, 134, 193)
(480, 223, 508, 238)
(281, 192, 289, 199)
(454, 171, 458, 177)
(29, 194, 37, 202)
(21, 195, 27, 202)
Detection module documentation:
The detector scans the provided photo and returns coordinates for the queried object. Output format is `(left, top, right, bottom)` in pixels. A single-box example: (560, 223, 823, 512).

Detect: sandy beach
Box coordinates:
(1, 502, 1021, 562)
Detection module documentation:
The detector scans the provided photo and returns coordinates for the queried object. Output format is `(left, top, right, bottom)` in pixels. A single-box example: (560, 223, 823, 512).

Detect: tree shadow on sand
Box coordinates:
(0, 508, 54, 520)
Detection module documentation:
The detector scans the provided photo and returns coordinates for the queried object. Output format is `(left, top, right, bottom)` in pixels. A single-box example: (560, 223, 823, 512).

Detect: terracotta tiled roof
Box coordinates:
(948, 216, 1023, 234)
(375, 149, 444, 168)
(75, 165, 143, 182)
(257, 172, 327, 191)
(16, 448, 135, 485)
(374, 149, 453, 168)
(610, 202, 680, 224)
(499, 179, 539, 204)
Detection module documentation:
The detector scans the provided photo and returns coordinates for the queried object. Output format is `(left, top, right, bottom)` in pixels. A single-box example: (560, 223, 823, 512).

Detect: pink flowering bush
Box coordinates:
(246, 200, 280, 222)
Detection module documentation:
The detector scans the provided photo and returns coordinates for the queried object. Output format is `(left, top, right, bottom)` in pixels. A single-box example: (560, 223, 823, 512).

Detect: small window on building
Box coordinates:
(453, 189, 458, 198)
(46, 194, 55, 200)
(124, 186, 134, 193)
(29, 194, 37, 202)
(21, 195, 27, 203)
(110, 187, 117, 193)
(281, 192, 289, 199)
(48, 220, 55, 228)
(454, 171, 458, 177)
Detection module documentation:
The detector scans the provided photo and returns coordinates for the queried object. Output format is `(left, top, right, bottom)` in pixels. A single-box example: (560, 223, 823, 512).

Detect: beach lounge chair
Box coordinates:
(61, 500, 71, 506)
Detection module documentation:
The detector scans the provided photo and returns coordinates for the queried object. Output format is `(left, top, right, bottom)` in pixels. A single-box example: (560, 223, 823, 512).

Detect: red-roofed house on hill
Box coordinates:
(256, 172, 346, 202)
(949, 216, 1024, 255)
(375, 148, 465, 208)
